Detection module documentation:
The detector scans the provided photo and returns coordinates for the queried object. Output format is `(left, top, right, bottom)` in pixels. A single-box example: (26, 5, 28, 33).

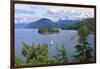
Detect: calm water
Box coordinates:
(15, 29, 94, 62)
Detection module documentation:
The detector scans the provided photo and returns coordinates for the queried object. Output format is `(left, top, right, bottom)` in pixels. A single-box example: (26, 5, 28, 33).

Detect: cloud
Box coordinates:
(15, 14, 41, 24)
(15, 4, 94, 24)
(47, 6, 94, 20)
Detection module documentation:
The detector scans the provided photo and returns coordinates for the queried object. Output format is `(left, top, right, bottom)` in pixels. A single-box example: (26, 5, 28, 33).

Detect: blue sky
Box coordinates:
(16, 10, 34, 14)
(15, 4, 94, 24)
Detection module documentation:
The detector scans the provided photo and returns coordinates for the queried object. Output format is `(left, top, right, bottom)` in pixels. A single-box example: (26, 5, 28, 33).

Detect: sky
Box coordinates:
(15, 4, 94, 24)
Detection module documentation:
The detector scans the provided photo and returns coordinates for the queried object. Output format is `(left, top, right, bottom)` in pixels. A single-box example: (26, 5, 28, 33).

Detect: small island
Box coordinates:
(38, 28, 59, 34)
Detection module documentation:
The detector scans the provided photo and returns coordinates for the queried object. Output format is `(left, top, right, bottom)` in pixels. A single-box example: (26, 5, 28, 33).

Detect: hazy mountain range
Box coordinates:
(15, 18, 79, 29)
(15, 18, 94, 33)
(15, 23, 27, 28)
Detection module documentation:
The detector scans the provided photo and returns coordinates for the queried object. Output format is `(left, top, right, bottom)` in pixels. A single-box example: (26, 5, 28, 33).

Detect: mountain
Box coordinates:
(16, 18, 94, 32)
(26, 18, 60, 29)
(54, 19, 79, 28)
(15, 23, 27, 28)
(74, 18, 94, 32)
(56, 19, 79, 26)
(26, 18, 80, 29)
(61, 18, 94, 33)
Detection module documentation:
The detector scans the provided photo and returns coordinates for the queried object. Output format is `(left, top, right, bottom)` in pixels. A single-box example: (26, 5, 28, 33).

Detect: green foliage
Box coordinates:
(38, 28, 59, 34)
(74, 45, 93, 62)
(59, 46, 68, 63)
(15, 56, 25, 66)
(15, 42, 68, 66)
(74, 18, 93, 63)
(22, 42, 49, 64)
(54, 45, 68, 63)
(61, 18, 94, 34)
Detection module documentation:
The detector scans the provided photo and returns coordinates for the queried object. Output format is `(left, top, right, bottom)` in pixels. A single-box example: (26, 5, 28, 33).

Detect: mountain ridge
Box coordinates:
(25, 18, 79, 29)
(15, 18, 94, 32)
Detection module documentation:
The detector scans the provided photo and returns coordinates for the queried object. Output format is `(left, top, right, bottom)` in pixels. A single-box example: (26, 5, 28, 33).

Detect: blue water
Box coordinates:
(15, 29, 94, 62)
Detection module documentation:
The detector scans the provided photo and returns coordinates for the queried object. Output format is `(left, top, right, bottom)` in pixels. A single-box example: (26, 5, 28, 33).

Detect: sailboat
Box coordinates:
(50, 40, 53, 46)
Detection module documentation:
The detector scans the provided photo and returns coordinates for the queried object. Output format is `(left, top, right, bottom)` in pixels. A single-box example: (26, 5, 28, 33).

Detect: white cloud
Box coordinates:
(15, 4, 94, 24)
(15, 14, 41, 24)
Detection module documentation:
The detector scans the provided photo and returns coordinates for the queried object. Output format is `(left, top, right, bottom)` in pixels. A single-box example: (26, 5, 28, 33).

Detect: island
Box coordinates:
(38, 28, 59, 34)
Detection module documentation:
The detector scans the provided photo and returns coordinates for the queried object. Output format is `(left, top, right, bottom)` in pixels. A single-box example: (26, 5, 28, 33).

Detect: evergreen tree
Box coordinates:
(74, 17, 93, 63)
(58, 46, 68, 63)
(54, 45, 68, 63)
